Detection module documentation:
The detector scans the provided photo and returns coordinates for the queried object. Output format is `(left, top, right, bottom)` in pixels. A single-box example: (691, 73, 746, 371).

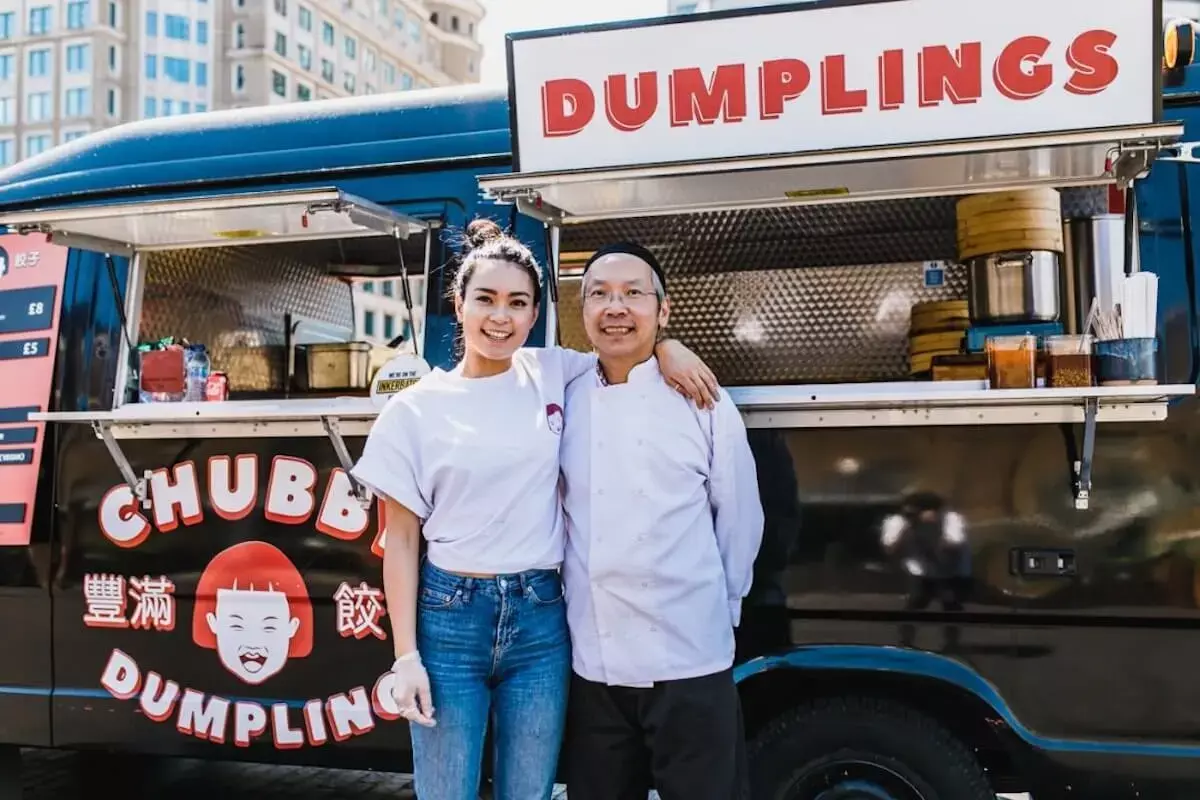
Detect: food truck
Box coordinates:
(2, 0, 1200, 797)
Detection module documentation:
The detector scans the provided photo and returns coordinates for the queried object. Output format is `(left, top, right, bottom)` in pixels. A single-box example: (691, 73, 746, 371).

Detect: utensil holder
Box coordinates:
(1095, 338, 1159, 386)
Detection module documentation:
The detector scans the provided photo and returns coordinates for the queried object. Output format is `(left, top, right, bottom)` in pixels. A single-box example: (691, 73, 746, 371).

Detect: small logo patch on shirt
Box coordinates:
(546, 403, 564, 435)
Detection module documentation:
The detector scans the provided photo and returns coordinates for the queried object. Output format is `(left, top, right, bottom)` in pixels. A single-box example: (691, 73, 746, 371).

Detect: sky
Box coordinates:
(477, 0, 670, 87)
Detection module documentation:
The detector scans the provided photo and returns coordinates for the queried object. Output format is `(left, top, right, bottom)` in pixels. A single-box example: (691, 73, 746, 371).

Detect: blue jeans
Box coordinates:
(411, 558, 571, 800)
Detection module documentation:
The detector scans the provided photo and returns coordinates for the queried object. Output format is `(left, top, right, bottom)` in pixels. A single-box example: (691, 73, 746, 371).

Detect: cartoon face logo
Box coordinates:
(192, 541, 313, 686)
(0, 247, 8, 279)
(546, 403, 564, 435)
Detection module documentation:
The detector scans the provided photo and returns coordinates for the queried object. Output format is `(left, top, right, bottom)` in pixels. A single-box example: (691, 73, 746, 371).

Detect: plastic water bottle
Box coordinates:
(185, 344, 211, 402)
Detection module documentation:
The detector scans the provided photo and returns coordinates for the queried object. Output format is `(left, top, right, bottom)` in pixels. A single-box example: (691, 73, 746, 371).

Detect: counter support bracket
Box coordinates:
(1073, 398, 1099, 510)
(92, 420, 152, 509)
(322, 416, 371, 509)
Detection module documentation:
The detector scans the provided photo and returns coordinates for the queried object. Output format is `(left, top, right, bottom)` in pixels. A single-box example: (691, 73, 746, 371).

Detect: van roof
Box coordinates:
(0, 84, 512, 212)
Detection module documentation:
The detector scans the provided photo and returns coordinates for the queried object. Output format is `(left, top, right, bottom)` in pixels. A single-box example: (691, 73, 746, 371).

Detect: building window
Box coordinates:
(273, 0, 287, 16)
(272, 69, 286, 97)
(197, 20, 208, 44)
(25, 134, 50, 157)
(0, 98, 13, 125)
(363, 310, 375, 337)
(365, 48, 375, 72)
(196, 62, 207, 87)
(106, 87, 117, 116)
(344, 36, 356, 59)
(298, 45, 312, 71)
(274, 32, 287, 57)
(383, 314, 395, 340)
(0, 13, 13, 39)
(430, 12, 438, 25)
(107, 45, 117, 71)
(179, 100, 190, 113)
(196, 103, 207, 112)
(0, 139, 13, 165)
(343, 72, 355, 93)
(145, 10, 157, 35)
(468, 58, 474, 74)
(234, 23, 244, 48)
(298, 6, 312, 31)
(26, 92, 51, 122)
(451, 16, 459, 32)
(28, 6, 51, 36)
(165, 14, 189, 40)
(143, 96, 155, 117)
(362, 281, 374, 293)
(63, 130, 87, 142)
(296, 83, 311, 101)
(163, 56, 190, 83)
(321, 21, 334, 46)
(320, 58, 333, 83)
(27, 50, 50, 78)
(144, 54, 156, 79)
(394, 9, 405, 30)
(67, 44, 90, 73)
(161, 98, 173, 115)
(409, 19, 420, 42)
(233, 64, 244, 92)
(64, 87, 89, 117)
(381, 281, 394, 298)
(383, 62, 395, 85)
(67, 1, 89, 30)
(0, 56, 12, 81)
(401, 72, 412, 90)
(107, 2, 118, 28)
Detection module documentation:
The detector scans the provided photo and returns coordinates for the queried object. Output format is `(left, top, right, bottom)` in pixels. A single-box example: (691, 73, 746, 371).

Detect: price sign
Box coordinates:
(0, 236, 68, 546)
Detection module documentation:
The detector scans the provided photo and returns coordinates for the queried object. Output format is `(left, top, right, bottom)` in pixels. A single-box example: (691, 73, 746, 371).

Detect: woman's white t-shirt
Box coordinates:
(351, 347, 596, 575)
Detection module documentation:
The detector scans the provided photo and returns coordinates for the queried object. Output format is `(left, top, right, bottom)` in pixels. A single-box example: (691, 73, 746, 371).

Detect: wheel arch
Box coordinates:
(734, 645, 1035, 791)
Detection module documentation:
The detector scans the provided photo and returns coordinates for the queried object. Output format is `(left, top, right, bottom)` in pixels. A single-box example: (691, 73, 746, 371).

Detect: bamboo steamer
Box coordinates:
(956, 189, 1064, 260)
(908, 301, 968, 375)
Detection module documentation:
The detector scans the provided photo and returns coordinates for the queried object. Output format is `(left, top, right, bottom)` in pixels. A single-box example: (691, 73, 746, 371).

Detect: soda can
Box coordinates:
(205, 371, 229, 402)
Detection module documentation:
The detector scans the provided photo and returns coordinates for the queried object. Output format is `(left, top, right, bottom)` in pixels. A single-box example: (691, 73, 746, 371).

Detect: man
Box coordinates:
(559, 242, 766, 800)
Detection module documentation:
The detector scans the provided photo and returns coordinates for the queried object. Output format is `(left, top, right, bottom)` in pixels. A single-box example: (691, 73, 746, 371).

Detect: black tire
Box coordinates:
(747, 695, 993, 800)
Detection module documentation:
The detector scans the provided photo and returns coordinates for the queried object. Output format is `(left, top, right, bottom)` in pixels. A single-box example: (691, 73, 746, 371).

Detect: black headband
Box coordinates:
(583, 242, 667, 293)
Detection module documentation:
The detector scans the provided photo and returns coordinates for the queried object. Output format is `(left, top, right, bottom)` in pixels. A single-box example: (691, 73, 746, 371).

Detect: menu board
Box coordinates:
(0, 235, 68, 546)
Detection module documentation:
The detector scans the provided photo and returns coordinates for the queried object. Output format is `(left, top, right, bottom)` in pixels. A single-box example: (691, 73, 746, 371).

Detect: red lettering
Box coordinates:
(993, 36, 1053, 101)
(878, 49, 905, 110)
(669, 64, 747, 127)
(541, 78, 594, 137)
(758, 58, 810, 120)
(918, 42, 982, 106)
(1065, 29, 1119, 96)
(604, 72, 658, 131)
(820, 55, 868, 115)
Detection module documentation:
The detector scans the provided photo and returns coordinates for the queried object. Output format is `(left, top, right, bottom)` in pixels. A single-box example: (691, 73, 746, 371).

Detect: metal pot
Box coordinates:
(965, 250, 1061, 323)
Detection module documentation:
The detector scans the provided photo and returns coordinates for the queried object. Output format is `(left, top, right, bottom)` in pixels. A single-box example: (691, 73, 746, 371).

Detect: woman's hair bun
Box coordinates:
(464, 218, 504, 252)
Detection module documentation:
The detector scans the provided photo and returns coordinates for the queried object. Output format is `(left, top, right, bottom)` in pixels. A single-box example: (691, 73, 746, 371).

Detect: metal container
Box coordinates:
(1060, 214, 1128, 335)
(300, 342, 372, 390)
(965, 250, 1061, 323)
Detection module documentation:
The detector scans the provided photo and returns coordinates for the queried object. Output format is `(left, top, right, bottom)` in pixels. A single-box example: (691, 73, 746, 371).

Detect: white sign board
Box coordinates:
(506, 0, 1160, 174)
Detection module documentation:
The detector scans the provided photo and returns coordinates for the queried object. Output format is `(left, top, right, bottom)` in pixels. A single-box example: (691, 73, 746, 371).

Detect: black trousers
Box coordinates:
(564, 668, 747, 800)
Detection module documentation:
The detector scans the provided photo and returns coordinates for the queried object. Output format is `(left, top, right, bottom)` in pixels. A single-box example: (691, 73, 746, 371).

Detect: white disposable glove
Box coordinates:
(391, 651, 436, 727)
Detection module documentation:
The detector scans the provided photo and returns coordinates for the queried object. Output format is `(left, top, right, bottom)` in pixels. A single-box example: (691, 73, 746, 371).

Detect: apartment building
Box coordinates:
(0, 0, 485, 162)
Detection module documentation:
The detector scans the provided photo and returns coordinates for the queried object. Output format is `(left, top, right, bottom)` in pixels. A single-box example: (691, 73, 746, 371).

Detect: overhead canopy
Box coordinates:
(480, 124, 1183, 223)
(0, 188, 428, 255)
(485, 0, 1175, 223)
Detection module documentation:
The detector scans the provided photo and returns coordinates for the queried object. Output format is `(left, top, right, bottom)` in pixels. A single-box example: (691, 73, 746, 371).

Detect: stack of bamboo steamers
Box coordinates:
(909, 188, 1063, 378)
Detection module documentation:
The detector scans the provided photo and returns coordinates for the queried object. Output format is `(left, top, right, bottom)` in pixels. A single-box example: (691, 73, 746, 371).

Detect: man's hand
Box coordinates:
(657, 339, 720, 409)
(391, 652, 436, 727)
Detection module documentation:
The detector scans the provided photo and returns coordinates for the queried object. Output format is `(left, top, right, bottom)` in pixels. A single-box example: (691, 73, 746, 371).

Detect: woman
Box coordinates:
(350, 219, 717, 800)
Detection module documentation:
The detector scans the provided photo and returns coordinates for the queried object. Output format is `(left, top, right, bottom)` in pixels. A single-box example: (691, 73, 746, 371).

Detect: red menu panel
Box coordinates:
(0, 235, 68, 546)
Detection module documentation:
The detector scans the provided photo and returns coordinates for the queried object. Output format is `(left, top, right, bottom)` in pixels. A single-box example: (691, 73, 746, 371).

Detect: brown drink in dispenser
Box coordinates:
(986, 335, 1036, 389)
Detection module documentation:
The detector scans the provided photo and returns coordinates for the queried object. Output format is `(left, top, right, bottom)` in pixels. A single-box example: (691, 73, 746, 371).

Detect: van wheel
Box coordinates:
(747, 695, 992, 800)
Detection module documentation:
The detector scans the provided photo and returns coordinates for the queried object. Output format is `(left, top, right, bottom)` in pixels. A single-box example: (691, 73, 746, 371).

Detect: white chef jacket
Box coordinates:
(560, 357, 765, 687)
(351, 347, 595, 575)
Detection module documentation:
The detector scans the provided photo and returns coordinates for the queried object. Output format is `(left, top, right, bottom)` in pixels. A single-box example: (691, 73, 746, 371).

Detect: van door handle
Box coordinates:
(1010, 548, 1077, 577)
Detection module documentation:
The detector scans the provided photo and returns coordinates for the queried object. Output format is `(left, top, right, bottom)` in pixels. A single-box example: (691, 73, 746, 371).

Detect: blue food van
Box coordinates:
(3, 1, 1200, 798)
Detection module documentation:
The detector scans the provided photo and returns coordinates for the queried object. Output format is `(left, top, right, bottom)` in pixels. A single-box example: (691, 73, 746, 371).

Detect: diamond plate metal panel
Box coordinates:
(139, 246, 355, 392)
(556, 189, 1107, 383)
(561, 188, 1108, 271)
